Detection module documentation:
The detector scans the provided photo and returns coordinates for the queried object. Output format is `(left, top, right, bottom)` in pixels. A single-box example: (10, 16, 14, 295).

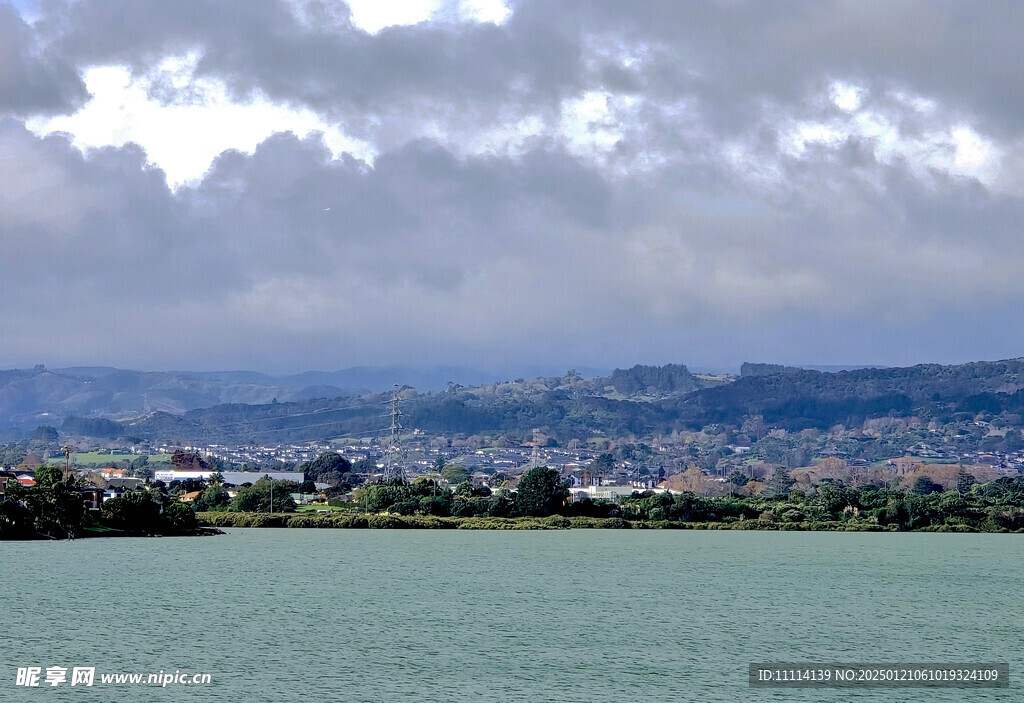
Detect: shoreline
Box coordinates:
(196, 512, 1021, 533)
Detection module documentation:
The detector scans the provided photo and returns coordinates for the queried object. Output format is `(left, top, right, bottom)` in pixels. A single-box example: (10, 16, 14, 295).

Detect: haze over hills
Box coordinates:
(0, 364, 507, 433)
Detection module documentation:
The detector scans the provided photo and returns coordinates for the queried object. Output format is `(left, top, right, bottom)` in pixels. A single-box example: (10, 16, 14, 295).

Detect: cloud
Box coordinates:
(0, 3, 85, 114)
(26, 55, 374, 187)
(3, 0, 1024, 372)
(4, 117, 1024, 372)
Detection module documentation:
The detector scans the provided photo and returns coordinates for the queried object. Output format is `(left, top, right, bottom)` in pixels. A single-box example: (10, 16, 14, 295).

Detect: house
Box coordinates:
(15, 473, 36, 487)
(573, 484, 666, 501)
(153, 470, 304, 486)
(568, 488, 591, 502)
(99, 468, 130, 479)
(105, 477, 144, 492)
(179, 491, 202, 503)
(80, 486, 104, 510)
(0, 470, 16, 495)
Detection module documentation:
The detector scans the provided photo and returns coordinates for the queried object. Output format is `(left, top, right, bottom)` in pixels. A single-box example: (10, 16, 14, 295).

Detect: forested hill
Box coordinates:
(10, 358, 1024, 443)
(740, 362, 803, 377)
(674, 358, 1024, 430)
(608, 364, 701, 395)
(77, 357, 1024, 444)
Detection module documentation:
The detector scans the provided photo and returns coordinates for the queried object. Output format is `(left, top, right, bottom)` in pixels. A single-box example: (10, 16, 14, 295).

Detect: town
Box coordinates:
(4, 409, 1024, 514)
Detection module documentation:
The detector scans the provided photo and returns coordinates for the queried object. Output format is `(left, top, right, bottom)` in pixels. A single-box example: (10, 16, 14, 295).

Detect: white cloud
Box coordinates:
(777, 87, 1005, 191)
(26, 55, 376, 188)
(341, 0, 510, 33)
(829, 81, 866, 112)
(559, 91, 623, 157)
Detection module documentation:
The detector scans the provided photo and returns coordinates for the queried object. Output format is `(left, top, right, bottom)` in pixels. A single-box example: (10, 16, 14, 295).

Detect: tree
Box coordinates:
(727, 471, 749, 488)
(441, 464, 470, 485)
(359, 483, 414, 513)
(0, 491, 34, 539)
(515, 467, 569, 517)
(102, 490, 162, 533)
(816, 482, 855, 516)
(956, 470, 976, 496)
(911, 476, 942, 495)
(419, 493, 453, 516)
(171, 450, 208, 471)
(301, 452, 352, 482)
(32, 477, 88, 539)
(590, 453, 615, 475)
(352, 457, 378, 473)
(768, 467, 796, 496)
(164, 502, 198, 533)
(193, 484, 230, 511)
(34, 465, 63, 489)
(229, 478, 297, 513)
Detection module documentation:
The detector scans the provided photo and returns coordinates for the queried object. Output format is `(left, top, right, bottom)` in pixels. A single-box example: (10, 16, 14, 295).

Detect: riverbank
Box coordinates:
(196, 512, 1019, 532)
(80, 525, 224, 538)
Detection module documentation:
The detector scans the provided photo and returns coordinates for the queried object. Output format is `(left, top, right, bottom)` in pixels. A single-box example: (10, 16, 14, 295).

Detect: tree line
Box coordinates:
(0, 466, 201, 540)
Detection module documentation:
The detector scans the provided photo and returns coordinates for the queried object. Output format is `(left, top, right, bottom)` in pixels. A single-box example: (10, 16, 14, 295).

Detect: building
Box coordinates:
(79, 486, 104, 510)
(569, 484, 668, 502)
(105, 477, 145, 492)
(153, 470, 209, 483)
(0, 470, 15, 496)
(153, 470, 304, 485)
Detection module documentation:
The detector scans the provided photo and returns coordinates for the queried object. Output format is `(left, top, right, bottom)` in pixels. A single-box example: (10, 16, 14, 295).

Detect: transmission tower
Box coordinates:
(530, 428, 543, 468)
(383, 385, 407, 483)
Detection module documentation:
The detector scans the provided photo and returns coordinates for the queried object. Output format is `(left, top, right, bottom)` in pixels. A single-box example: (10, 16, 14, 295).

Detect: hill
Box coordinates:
(9, 358, 1024, 445)
(0, 364, 497, 434)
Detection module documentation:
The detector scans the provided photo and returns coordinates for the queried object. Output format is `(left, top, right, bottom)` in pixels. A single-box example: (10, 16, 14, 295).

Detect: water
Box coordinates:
(3, 530, 1021, 702)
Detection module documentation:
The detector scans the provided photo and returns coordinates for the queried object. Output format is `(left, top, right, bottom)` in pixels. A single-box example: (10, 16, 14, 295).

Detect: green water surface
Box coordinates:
(3, 530, 1020, 702)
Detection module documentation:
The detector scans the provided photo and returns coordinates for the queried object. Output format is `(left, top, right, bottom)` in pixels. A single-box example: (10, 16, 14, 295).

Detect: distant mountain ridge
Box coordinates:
(608, 364, 702, 395)
(740, 362, 889, 376)
(7, 357, 1024, 443)
(118, 357, 1024, 444)
(0, 364, 500, 433)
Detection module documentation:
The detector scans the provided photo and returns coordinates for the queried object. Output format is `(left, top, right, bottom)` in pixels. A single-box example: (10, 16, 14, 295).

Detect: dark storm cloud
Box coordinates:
(0, 3, 85, 114)
(41, 0, 580, 123)
(4, 119, 1024, 371)
(28, 0, 1024, 139)
(0, 125, 636, 368)
(3, 0, 1024, 371)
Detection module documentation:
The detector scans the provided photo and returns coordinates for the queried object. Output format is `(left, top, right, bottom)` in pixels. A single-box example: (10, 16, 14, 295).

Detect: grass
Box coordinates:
(294, 504, 349, 513)
(196, 512, 957, 531)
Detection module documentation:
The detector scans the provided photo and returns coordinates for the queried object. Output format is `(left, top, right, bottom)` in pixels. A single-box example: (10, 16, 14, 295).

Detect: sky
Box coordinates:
(2, 0, 1024, 375)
